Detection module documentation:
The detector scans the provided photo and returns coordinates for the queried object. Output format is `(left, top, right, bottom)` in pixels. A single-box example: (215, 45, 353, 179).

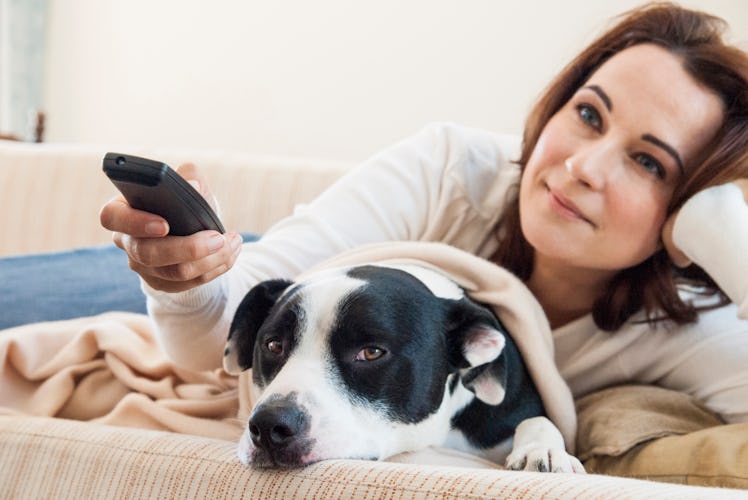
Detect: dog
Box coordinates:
(223, 262, 584, 473)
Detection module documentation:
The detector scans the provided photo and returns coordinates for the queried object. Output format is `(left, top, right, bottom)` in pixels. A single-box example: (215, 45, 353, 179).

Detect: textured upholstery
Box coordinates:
(2, 140, 744, 498)
(1, 416, 738, 499)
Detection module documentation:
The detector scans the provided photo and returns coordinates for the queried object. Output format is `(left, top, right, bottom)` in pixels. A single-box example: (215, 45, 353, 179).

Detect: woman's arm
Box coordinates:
(651, 180, 748, 422)
(146, 123, 519, 370)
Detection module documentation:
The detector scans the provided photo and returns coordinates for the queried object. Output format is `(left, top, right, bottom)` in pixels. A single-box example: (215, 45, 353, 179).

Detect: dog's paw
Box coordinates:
(506, 416, 586, 473)
(505, 446, 586, 473)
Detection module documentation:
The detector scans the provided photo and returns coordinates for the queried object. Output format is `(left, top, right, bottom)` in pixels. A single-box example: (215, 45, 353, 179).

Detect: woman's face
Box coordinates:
(520, 43, 723, 274)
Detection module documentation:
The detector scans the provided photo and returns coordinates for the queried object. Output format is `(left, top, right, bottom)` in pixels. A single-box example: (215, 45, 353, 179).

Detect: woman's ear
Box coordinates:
(661, 210, 692, 268)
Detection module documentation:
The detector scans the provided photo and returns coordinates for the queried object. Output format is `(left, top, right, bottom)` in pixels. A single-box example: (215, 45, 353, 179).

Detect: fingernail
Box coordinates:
(230, 234, 242, 252)
(208, 234, 225, 252)
(145, 221, 167, 236)
(188, 180, 201, 192)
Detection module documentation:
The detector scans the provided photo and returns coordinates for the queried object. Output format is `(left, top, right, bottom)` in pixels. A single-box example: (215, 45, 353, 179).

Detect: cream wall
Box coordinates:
(43, 0, 747, 163)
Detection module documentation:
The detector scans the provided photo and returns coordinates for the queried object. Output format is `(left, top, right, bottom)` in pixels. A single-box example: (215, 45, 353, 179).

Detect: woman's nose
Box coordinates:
(565, 142, 618, 190)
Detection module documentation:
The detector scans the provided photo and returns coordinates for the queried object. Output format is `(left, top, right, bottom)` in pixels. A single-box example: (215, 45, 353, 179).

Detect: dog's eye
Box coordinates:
(355, 347, 385, 361)
(265, 339, 283, 355)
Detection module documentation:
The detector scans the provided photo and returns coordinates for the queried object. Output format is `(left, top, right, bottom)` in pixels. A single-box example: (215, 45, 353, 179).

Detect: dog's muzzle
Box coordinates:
(248, 393, 315, 468)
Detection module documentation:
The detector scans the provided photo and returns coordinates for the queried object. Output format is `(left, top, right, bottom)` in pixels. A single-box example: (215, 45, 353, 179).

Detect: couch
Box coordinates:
(1, 139, 746, 498)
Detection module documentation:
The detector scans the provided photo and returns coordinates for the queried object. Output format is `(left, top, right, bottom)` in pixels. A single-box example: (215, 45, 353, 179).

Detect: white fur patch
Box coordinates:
(239, 269, 469, 466)
(235, 265, 529, 468)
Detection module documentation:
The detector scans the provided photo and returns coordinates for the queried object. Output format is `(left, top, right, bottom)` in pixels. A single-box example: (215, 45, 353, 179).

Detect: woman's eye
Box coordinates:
(265, 339, 283, 355)
(577, 104, 602, 130)
(633, 153, 666, 179)
(355, 347, 386, 362)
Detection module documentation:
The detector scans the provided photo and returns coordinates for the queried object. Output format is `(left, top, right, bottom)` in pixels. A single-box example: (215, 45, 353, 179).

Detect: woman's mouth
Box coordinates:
(547, 186, 595, 227)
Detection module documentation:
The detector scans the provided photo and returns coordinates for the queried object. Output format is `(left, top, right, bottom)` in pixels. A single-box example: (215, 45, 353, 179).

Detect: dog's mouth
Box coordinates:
(241, 427, 379, 469)
(245, 435, 318, 469)
(249, 448, 379, 469)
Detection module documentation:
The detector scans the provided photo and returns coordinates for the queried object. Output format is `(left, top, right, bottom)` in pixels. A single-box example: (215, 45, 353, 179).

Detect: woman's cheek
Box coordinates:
(608, 197, 667, 265)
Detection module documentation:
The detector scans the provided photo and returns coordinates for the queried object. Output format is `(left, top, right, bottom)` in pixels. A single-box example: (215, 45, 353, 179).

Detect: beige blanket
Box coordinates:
(0, 241, 575, 454)
(0, 313, 244, 442)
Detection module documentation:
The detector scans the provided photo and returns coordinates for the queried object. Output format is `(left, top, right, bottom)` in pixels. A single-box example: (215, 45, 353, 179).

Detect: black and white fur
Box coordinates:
(223, 263, 583, 472)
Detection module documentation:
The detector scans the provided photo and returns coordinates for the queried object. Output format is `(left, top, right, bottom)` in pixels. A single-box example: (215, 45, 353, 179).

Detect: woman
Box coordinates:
(101, 2, 748, 428)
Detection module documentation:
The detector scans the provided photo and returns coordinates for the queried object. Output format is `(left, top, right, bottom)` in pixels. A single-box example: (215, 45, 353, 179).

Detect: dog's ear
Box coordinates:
(223, 279, 293, 375)
(447, 298, 508, 406)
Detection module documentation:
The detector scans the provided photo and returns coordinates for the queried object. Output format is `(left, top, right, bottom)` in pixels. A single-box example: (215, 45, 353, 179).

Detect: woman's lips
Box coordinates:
(547, 186, 595, 227)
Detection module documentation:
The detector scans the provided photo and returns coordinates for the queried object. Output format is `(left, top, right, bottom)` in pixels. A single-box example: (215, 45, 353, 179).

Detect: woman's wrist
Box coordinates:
(142, 275, 223, 312)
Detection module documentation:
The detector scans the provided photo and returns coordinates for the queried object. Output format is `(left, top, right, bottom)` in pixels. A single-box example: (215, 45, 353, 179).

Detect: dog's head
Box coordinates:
(223, 263, 510, 468)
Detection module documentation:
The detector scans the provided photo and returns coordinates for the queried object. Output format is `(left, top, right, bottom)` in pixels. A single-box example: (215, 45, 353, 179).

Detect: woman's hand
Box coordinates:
(661, 212, 691, 268)
(734, 178, 748, 201)
(662, 179, 748, 268)
(99, 163, 244, 293)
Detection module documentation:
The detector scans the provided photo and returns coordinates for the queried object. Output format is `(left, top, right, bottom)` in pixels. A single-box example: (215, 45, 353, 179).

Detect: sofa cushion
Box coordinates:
(1, 415, 740, 499)
(576, 384, 748, 489)
(0, 244, 146, 329)
(0, 235, 258, 330)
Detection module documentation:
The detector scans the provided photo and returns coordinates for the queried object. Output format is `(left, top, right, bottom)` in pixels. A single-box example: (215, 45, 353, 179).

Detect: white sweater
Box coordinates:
(145, 122, 748, 423)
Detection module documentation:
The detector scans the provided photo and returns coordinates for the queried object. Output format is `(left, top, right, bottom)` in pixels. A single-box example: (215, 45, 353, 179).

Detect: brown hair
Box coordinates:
(493, 2, 748, 331)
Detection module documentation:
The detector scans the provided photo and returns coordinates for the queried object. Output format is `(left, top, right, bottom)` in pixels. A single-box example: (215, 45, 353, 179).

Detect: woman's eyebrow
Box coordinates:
(582, 84, 685, 175)
(584, 85, 612, 111)
(642, 133, 685, 175)
(583, 84, 685, 175)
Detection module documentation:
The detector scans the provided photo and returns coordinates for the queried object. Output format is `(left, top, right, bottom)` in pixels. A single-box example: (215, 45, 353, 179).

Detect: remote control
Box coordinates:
(103, 152, 225, 236)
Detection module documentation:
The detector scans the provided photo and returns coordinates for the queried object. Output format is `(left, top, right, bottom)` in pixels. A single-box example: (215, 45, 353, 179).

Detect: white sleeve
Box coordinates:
(144, 122, 492, 370)
(673, 182, 748, 319)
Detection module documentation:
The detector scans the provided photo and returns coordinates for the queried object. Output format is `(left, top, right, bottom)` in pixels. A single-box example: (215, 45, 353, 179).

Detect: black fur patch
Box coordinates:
(226, 279, 294, 378)
(329, 266, 453, 423)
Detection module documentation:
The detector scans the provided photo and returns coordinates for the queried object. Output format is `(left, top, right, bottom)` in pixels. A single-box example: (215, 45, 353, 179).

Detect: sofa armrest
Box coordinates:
(0, 140, 349, 257)
(0, 416, 735, 499)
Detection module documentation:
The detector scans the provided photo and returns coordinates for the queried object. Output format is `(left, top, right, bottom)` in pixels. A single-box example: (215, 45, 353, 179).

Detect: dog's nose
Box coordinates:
(249, 399, 309, 451)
